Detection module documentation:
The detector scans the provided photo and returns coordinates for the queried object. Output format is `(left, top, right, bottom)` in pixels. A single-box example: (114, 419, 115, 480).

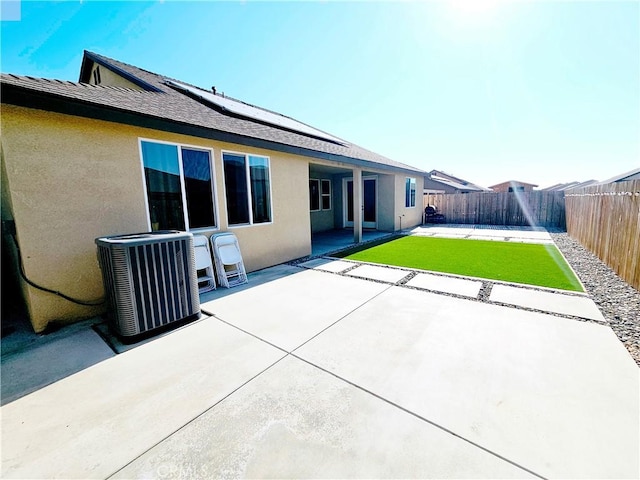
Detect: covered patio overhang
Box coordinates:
(309, 162, 395, 250)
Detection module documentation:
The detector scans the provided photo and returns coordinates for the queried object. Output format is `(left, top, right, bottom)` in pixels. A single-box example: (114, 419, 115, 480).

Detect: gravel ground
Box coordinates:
(551, 232, 640, 366)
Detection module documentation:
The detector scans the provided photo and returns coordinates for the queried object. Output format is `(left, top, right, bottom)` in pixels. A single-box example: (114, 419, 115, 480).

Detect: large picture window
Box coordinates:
(140, 140, 216, 231)
(405, 177, 416, 208)
(223, 152, 272, 225)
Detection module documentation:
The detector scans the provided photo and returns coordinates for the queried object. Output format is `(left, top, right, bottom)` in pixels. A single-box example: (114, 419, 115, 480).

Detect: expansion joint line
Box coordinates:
(290, 283, 395, 355)
(291, 355, 549, 480)
(105, 354, 289, 479)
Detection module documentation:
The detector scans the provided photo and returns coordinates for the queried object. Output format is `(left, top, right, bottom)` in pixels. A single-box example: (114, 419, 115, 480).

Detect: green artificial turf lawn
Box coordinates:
(343, 236, 583, 291)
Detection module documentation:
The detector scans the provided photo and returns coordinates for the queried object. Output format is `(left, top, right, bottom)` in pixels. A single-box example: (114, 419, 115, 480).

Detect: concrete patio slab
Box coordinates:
(1, 318, 285, 479)
(406, 272, 482, 298)
(470, 229, 552, 242)
(505, 237, 554, 244)
(299, 258, 355, 273)
(1, 328, 114, 405)
(345, 264, 410, 283)
(412, 226, 476, 236)
(200, 263, 301, 304)
(201, 269, 388, 352)
(490, 284, 605, 321)
(409, 226, 553, 244)
(296, 286, 639, 479)
(467, 235, 505, 241)
(113, 355, 535, 479)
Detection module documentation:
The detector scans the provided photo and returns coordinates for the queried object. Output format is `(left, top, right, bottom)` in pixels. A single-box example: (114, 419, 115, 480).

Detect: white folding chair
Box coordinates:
(193, 234, 216, 293)
(210, 232, 248, 288)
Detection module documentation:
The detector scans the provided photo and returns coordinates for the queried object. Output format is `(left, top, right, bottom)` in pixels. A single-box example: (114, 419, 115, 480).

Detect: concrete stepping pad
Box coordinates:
(300, 258, 355, 273)
(489, 284, 605, 321)
(345, 264, 410, 283)
(406, 273, 482, 298)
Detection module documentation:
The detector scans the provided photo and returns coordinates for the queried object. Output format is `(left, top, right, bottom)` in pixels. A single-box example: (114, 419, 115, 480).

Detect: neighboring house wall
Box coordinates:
(1, 105, 310, 332)
(490, 181, 537, 193)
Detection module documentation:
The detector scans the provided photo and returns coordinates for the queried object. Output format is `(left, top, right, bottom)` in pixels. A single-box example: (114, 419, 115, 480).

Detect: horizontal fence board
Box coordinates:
(423, 191, 566, 228)
(565, 180, 640, 291)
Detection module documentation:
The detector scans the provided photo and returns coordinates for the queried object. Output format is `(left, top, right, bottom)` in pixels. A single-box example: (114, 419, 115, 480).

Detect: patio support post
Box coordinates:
(353, 167, 363, 243)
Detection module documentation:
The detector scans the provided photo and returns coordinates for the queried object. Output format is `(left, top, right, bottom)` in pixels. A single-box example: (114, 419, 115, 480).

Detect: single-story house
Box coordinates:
(1, 50, 425, 333)
(489, 180, 538, 193)
(423, 169, 489, 194)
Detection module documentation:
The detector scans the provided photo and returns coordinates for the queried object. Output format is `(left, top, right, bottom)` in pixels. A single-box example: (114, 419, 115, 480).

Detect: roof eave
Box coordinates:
(1, 83, 424, 176)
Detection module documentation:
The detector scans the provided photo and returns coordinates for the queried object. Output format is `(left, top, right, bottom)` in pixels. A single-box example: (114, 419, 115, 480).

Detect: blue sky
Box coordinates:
(2, 0, 638, 188)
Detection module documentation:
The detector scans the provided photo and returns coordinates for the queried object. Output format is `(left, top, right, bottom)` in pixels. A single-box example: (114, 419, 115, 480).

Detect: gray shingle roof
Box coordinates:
(1, 51, 425, 175)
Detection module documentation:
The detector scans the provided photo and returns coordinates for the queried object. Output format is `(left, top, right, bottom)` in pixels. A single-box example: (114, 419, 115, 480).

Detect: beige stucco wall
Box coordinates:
(375, 174, 395, 231)
(394, 174, 424, 230)
(1, 105, 310, 332)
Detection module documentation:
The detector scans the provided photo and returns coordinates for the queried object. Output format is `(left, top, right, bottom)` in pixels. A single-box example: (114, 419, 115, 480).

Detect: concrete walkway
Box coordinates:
(2, 261, 638, 479)
(410, 224, 555, 243)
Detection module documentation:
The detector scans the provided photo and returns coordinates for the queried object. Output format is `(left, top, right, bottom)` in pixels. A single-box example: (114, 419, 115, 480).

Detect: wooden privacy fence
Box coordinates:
(565, 180, 640, 291)
(423, 191, 566, 228)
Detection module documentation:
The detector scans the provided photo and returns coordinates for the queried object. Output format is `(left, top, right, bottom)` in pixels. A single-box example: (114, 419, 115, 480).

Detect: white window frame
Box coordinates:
(405, 177, 417, 208)
(138, 137, 219, 232)
(221, 149, 274, 228)
(310, 178, 332, 212)
(321, 179, 332, 211)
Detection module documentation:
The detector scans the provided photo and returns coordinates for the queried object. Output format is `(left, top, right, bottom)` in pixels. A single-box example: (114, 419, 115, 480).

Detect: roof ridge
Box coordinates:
(84, 51, 345, 142)
(82, 50, 163, 92)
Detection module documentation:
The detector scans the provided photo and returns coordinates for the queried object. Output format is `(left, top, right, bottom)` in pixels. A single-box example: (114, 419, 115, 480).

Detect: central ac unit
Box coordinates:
(96, 231, 200, 340)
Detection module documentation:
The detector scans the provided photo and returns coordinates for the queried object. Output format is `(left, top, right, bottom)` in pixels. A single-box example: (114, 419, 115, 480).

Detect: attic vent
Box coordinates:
(93, 66, 101, 85)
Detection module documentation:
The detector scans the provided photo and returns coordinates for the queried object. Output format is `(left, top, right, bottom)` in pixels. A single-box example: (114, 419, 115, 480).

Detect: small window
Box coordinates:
(321, 179, 331, 210)
(309, 179, 320, 211)
(405, 177, 416, 208)
(140, 140, 216, 231)
(223, 152, 272, 225)
(310, 178, 331, 211)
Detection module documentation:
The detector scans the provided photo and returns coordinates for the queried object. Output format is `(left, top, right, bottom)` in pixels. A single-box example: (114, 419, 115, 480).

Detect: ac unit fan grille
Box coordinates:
(96, 233, 199, 337)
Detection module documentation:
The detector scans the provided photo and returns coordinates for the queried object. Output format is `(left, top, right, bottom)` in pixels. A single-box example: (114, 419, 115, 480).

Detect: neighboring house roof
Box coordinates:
(1, 50, 425, 176)
(539, 183, 566, 191)
(562, 180, 599, 190)
(540, 180, 600, 191)
(599, 167, 640, 184)
(489, 180, 538, 190)
(423, 169, 489, 193)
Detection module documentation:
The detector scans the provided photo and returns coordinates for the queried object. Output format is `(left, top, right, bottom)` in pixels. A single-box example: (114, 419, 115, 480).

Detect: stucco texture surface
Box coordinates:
(1, 106, 312, 331)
